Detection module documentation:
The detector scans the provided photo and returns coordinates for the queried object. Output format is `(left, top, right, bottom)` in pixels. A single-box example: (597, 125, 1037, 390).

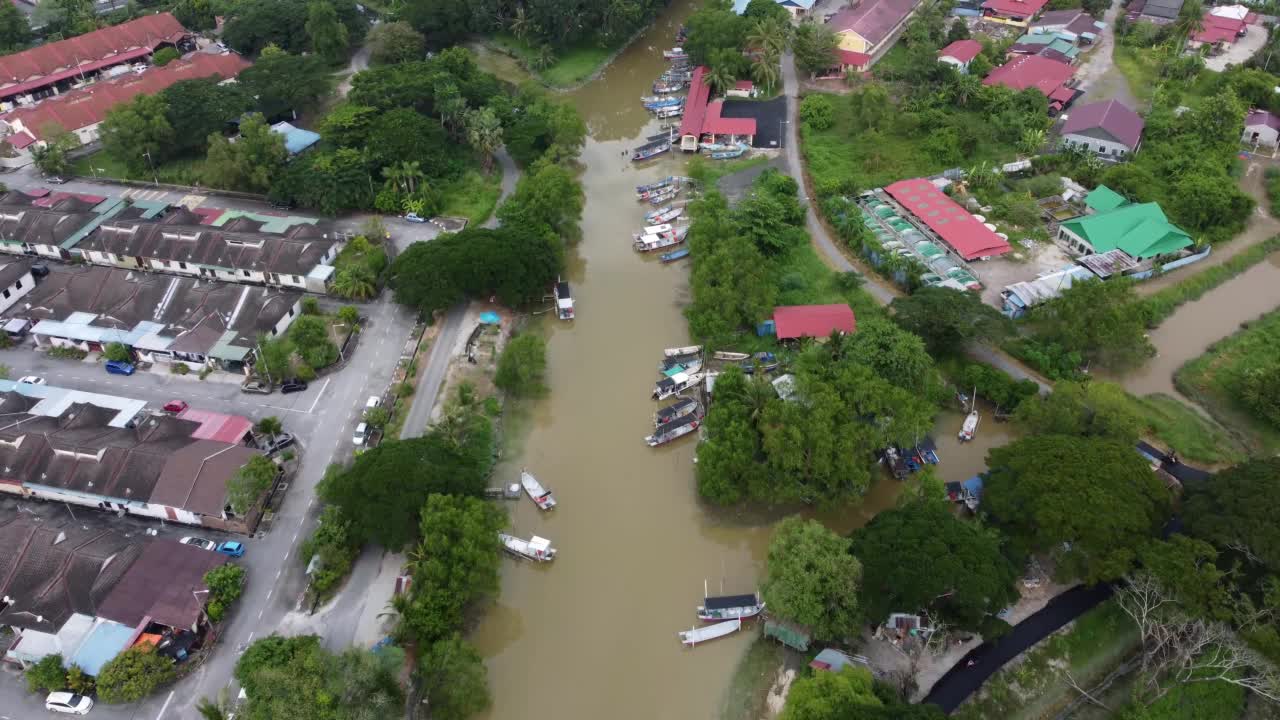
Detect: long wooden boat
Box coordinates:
(663, 47, 686, 59)
(647, 186, 680, 205)
(646, 414, 700, 447)
(653, 371, 704, 400)
(713, 351, 751, 361)
(643, 97, 684, 109)
(520, 468, 556, 510)
(640, 94, 680, 103)
(662, 357, 702, 376)
(664, 345, 702, 358)
(679, 618, 741, 646)
(653, 106, 683, 119)
(655, 397, 700, 425)
(711, 143, 750, 160)
(499, 533, 557, 562)
(636, 177, 678, 194)
(697, 589, 765, 622)
(653, 81, 684, 94)
(632, 143, 671, 161)
(645, 205, 684, 224)
(660, 248, 690, 263)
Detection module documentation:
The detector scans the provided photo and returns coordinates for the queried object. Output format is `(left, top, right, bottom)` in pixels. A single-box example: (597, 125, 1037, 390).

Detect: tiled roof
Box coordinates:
(702, 99, 756, 135)
(938, 39, 982, 63)
(679, 66, 711, 139)
(0, 13, 187, 97)
(97, 538, 228, 630)
(982, 54, 1075, 96)
(828, 0, 922, 47)
(1192, 13, 1245, 43)
(836, 49, 872, 67)
(1246, 109, 1280, 131)
(1, 53, 250, 141)
(1061, 99, 1144, 149)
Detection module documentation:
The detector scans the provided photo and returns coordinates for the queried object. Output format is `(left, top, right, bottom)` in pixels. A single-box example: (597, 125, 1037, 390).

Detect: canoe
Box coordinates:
(660, 248, 690, 263)
(664, 345, 702, 358)
(713, 351, 750, 361)
(679, 618, 741, 646)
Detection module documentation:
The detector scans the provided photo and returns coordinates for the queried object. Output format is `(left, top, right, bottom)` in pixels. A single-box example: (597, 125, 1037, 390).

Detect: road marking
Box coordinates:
(307, 378, 331, 414)
(283, 549, 290, 562)
(258, 609, 264, 620)
(247, 631, 255, 644)
(266, 588, 273, 601)
(292, 530, 299, 542)
(275, 569, 282, 580)
(154, 690, 175, 720)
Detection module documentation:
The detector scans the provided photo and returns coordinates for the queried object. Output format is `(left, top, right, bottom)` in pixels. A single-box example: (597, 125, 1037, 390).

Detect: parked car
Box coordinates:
(280, 379, 308, 394)
(216, 541, 245, 558)
(44, 176, 67, 185)
(30, 263, 49, 278)
(17, 376, 45, 385)
(403, 213, 426, 223)
(163, 400, 189, 414)
(241, 380, 272, 394)
(262, 433, 295, 454)
(365, 395, 381, 412)
(105, 360, 135, 376)
(179, 536, 217, 551)
(45, 691, 93, 715)
(353, 422, 369, 446)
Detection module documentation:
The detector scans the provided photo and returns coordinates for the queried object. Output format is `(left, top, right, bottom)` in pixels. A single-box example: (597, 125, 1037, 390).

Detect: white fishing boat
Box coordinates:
(653, 105, 683, 119)
(663, 47, 687, 59)
(959, 410, 979, 442)
(520, 468, 556, 510)
(653, 371, 704, 400)
(662, 357, 703, 376)
(712, 351, 750, 361)
(679, 617, 741, 646)
(499, 533, 557, 562)
(634, 225, 690, 252)
(664, 345, 703, 358)
(634, 223, 675, 238)
(647, 186, 680, 205)
(646, 414, 700, 447)
(697, 582, 766, 621)
(645, 206, 684, 224)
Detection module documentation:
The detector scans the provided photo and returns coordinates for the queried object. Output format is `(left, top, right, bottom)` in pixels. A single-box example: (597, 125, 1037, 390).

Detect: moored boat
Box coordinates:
(643, 97, 684, 109)
(554, 278, 574, 320)
(959, 410, 979, 442)
(710, 143, 750, 160)
(697, 589, 766, 622)
(645, 414, 700, 447)
(632, 143, 671, 161)
(634, 223, 676, 237)
(636, 177, 677, 194)
(662, 357, 702, 376)
(741, 351, 779, 374)
(645, 205, 684, 224)
(520, 468, 556, 510)
(634, 231, 685, 252)
(664, 345, 702, 358)
(654, 371, 704, 400)
(712, 351, 751, 361)
(663, 47, 687, 59)
(653, 81, 684, 94)
(660, 248, 690, 263)
(655, 397, 699, 425)
(646, 186, 680, 205)
(499, 533, 557, 562)
(653, 106, 683, 119)
(679, 618, 741, 646)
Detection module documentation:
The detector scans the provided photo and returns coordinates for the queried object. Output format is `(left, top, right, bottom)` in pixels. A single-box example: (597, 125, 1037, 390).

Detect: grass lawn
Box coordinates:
(436, 168, 503, 226)
(800, 92, 1020, 192)
(72, 149, 214, 186)
(955, 600, 1139, 720)
(1113, 46, 1161, 105)
(773, 240, 886, 322)
(488, 33, 614, 88)
(1175, 308, 1280, 456)
(688, 154, 770, 187)
(1127, 393, 1248, 466)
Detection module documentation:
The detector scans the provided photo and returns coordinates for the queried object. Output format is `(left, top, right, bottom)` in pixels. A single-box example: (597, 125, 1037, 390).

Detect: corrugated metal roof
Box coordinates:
(69, 619, 136, 675)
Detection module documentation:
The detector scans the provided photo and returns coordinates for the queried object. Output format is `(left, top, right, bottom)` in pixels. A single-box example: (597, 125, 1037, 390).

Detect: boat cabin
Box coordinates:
(555, 280, 574, 320)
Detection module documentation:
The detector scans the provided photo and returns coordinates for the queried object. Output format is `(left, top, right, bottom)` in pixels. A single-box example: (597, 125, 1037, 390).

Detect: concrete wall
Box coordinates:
(1062, 132, 1133, 159)
(268, 300, 301, 338)
(0, 270, 34, 315)
(1243, 123, 1280, 147)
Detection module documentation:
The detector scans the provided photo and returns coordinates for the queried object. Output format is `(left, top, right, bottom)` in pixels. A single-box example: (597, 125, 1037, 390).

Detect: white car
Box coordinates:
(365, 395, 381, 412)
(17, 376, 45, 385)
(353, 422, 369, 446)
(179, 536, 217, 552)
(45, 691, 93, 714)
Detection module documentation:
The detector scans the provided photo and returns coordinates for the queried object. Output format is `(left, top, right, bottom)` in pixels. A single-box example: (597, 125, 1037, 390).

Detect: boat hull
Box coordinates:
(696, 604, 766, 621)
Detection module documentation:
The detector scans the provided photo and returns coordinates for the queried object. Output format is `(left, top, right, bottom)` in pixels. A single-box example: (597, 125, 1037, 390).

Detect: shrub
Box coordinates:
(799, 94, 834, 130)
(301, 297, 320, 315)
(395, 382, 414, 398)
(65, 664, 93, 694)
(48, 346, 88, 360)
(170, 362, 190, 375)
(203, 564, 246, 622)
(103, 342, 131, 362)
(495, 333, 547, 397)
(25, 654, 66, 694)
(95, 646, 175, 703)
(151, 47, 179, 66)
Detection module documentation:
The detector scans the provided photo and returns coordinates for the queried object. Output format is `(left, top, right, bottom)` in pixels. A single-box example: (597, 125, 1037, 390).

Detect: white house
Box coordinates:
(1243, 109, 1280, 146)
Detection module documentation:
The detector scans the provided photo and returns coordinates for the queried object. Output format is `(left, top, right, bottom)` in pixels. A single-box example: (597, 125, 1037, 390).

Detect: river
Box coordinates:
(470, 6, 1011, 717)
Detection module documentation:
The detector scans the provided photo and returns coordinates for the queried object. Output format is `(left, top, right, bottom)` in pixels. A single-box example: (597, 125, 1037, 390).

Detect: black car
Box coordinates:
(262, 433, 295, 454)
(280, 379, 308, 394)
(30, 264, 49, 278)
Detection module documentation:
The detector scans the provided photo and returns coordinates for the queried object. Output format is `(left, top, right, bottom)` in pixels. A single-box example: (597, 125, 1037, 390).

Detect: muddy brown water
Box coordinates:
(470, 8, 1010, 716)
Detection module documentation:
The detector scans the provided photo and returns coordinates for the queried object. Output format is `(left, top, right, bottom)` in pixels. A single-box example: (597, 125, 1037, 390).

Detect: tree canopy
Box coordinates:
(416, 634, 491, 720)
(890, 286, 1012, 355)
(762, 517, 863, 641)
(204, 113, 288, 193)
(368, 21, 424, 65)
(1184, 458, 1280, 572)
(985, 435, 1171, 583)
(0, 0, 31, 53)
(161, 79, 252, 157)
(495, 333, 547, 397)
(238, 48, 332, 121)
(99, 94, 174, 176)
(401, 0, 664, 51)
(781, 666, 882, 720)
(223, 0, 365, 56)
(1013, 380, 1143, 443)
(95, 646, 175, 703)
(851, 498, 1020, 630)
(1030, 278, 1153, 371)
(234, 635, 402, 720)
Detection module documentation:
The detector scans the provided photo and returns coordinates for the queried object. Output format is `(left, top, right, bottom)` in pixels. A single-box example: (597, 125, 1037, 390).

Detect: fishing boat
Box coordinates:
(659, 70, 692, 82)
(653, 106, 684, 119)
(959, 410, 979, 442)
(646, 414, 700, 447)
(499, 533, 557, 562)
(634, 223, 676, 238)
(656, 397, 700, 425)
(661, 353, 699, 372)
(520, 469, 556, 510)
(554, 278, 574, 320)
(632, 143, 671, 162)
(663, 358, 703, 376)
(713, 351, 751, 361)
(645, 205, 684, 224)
(640, 93, 680, 103)
(663, 47, 687, 59)
(697, 584, 766, 621)
(710, 143, 750, 160)
(637, 184, 675, 201)
(647, 186, 680, 205)
(741, 351, 779, 374)
(660, 248, 690, 263)
(634, 226, 688, 252)
(653, 80, 684, 94)
(679, 618, 741, 646)
(643, 97, 684, 109)
(653, 371, 704, 400)
(664, 345, 702, 358)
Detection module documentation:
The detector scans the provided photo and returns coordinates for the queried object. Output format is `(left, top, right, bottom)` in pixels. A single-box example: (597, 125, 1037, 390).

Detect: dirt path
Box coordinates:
(1072, 0, 1137, 107)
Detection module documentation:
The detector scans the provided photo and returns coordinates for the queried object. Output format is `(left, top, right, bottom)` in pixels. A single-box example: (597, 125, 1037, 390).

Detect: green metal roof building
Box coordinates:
(1060, 190, 1193, 260)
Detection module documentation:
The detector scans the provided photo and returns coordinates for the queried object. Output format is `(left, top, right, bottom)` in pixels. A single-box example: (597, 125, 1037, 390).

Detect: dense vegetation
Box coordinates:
(233, 635, 403, 720)
(1178, 307, 1280, 450)
(403, 0, 665, 57)
(762, 517, 863, 642)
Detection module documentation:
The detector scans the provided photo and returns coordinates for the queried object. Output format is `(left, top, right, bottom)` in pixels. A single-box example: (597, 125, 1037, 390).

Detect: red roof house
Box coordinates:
(983, 54, 1076, 110)
(1, 53, 250, 148)
(939, 39, 982, 64)
(885, 179, 1012, 260)
(773, 304, 857, 340)
(0, 13, 188, 103)
(981, 0, 1050, 23)
(679, 66, 757, 149)
(1191, 13, 1247, 45)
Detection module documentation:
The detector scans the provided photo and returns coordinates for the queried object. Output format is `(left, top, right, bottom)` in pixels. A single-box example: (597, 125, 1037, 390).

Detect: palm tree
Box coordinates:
(466, 107, 504, 172)
(254, 415, 282, 446)
(333, 266, 377, 300)
(948, 73, 981, 107)
(1018, 128, 1045, 155)
(530, 44, 556, 71)
(747, 18, 788, 56)
(196, 697, 228, 720)
(508, 5, 530, 40)
(752, 51, 780, 94)
(706, 64, 736, 97)
(398, 160, 422, 194)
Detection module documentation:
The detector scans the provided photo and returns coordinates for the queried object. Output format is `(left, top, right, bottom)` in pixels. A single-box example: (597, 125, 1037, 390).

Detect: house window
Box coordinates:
(293, 275, 301, 284)
(179, 261, 187, 270)
(2, 289, 9, 299)
(242, 270, 251, 277)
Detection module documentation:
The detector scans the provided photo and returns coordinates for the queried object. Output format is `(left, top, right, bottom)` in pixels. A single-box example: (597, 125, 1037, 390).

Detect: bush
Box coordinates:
(978, 615, 1012, 641)
(301, 504, 360, 600)
(152, 47, 179, 66)
(799, 94, 834, 130)
(47, 346, 88, 360)
(495, 333, 547, 397)
(203, 564, 246, 622)
(103, 342, 131, 363)
(395, 382, 414, 398)
(170, 362, 190, 375)
(95, 646, 175, 703)
(301, 297, 320, 315)
(25, 654, 66, 694)
(65, 664, 93, 694)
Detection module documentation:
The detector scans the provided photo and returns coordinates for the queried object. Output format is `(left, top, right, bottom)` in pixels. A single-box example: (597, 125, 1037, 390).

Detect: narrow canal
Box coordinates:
(470, 7, 1013, 716)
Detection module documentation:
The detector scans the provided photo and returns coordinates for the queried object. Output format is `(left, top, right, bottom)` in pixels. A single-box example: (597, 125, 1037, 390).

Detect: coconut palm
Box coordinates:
(747, 18, 788, 56)
(465, 107, 504, 172)
(255, 416, 283, 445)
(508, 5, 530, 40)
(706, 64, 736, 96)
(1018, 128, 1046, 155)
(530, 44, 556, 70)
(382, 160, 423, 195)
(752, 51, 780, 94)
(333, 266, 377, 300)
(947, 73, 982, 107)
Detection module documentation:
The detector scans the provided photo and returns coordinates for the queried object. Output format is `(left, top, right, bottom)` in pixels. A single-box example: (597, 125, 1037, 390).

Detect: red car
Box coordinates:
(163, 400, 189, 414)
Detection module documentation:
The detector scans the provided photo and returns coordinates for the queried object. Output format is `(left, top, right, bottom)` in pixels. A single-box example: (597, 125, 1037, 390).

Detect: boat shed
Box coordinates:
(810, 648, 868, 673)
(885, 179, 1012, 260)
(772, 304, 856, 340)
(765, 617, 812, 651)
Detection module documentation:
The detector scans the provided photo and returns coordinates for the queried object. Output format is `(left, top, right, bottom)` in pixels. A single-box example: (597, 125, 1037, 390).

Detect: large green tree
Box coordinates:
(851, 498, 1020, 630)
(495, 333, 547, 397)
(397, 494, 504, 644)
(416, 634, 491, 720)
(98, 95, 174, 175)
(0, 0, 30, 53)
(1184, 458, 1280, 571)
(367, 21, 424, 65)
(226, 455, 278, 514)
(238, 48, 332, 121)
(223, 0, 364, 55)
(762, 517, 863, 641)
(792, 21, 838, 77)
(306, 0, 350, 65)
(318, 429, 492, 550)
(204, 113, 288, 193)
(174, 0, 216, 31)
(1031, 278, 1153, 370)
(781, 666, 882, 720)
(31, 122, 79, 177)
(985, 435, 1171, 583)
(890, 286, 1013, 355)
(1013, 380, 1143, 442)
(495, 158, 583, 241)
(161, 79, 252, 156)
(234, 635, 402, 720)
(95, 646, 175, 703)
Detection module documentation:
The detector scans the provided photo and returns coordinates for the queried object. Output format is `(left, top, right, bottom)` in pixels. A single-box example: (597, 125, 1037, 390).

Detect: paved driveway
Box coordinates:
(1205, 24, 1270, 72)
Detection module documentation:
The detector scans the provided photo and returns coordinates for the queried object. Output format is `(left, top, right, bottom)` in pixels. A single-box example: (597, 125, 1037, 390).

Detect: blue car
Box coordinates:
(104, 360, 135, 376)
(216, 541, 245, 558)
